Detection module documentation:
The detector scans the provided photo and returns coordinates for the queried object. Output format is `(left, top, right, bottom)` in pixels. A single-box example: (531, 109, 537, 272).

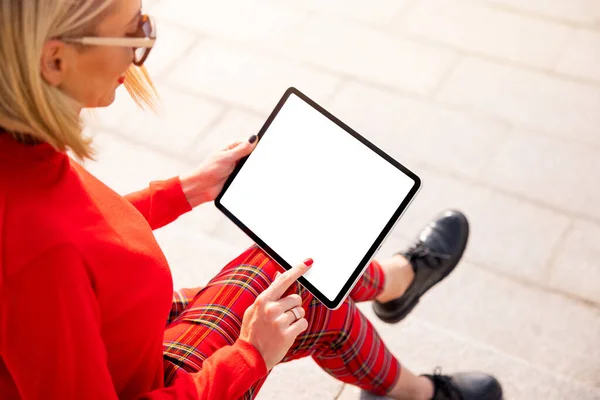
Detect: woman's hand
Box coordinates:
(239, 259, 314, 371)
(179, 135, 258, 208)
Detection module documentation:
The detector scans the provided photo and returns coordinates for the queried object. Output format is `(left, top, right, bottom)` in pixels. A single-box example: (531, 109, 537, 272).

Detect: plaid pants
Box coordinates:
(163, 245, 401, 398)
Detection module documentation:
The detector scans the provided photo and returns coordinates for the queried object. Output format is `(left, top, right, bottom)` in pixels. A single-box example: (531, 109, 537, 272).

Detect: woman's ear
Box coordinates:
(40, 39, 68, 86)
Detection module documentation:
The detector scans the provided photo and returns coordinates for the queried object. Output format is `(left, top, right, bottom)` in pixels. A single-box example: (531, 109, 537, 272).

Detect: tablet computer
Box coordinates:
(215, 88, 421, 309)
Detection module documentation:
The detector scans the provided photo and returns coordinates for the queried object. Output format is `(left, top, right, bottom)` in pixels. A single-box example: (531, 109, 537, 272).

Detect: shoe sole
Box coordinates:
(374, 215, 470, 324)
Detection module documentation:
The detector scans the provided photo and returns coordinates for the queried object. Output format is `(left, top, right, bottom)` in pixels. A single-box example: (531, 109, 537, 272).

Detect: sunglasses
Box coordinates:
(62, 14, 156, 66)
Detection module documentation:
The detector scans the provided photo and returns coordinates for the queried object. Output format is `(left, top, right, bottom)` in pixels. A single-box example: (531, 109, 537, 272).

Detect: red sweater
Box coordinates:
(0, 134, 267, 399)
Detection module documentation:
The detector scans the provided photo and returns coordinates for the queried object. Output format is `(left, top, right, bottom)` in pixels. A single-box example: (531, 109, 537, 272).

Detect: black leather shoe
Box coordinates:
(424, 368, 503, 400)
(373, 210, 469, 324)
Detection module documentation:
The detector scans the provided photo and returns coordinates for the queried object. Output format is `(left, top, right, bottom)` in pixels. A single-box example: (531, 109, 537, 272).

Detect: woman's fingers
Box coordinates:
(273, 294, 302, 314)
(264, 259, 313, 301)
(221, 141, 243, 151)
(288, 306, 305, 324)
(240, 260, 313, 371)
(286, 316, 309, 337)
(222, 136, 258, 162)
(274, 305, 305, 327)
(265, 293, 302, 320)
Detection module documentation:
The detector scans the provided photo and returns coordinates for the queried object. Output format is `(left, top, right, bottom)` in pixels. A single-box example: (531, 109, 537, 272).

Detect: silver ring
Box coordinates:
(289, 307, 301, 321)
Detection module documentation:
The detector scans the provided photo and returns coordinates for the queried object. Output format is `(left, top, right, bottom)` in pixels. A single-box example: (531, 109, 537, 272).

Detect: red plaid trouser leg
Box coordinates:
(163, 245, 401, 398)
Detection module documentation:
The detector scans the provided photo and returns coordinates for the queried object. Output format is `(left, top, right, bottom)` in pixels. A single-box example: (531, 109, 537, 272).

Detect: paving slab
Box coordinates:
(154, 224, 242, 290)
(189, 108, 266, 163)
(83, 130, 193, 194)
(482, 0, 600, 25)
(400, 0, 569, 69)
(339, 313, 600, 400)
(271, 0, 412, 25)
(90, 84, 224, 159)
(209, 216, 257, 251)
(436, 57, 600, 148)
(165, 39, 341, 114)
(279, 14, 458, 95)
(550, 219, 600, 305)
(482, 131, 600, 221)
(411, 262, 600, 386)
(390, 167, 571, 285)
(328, 81, 513, 180)
(151, 0, 308, 50)
(256, 358, 343, 400)
(555, 29, 600, 82)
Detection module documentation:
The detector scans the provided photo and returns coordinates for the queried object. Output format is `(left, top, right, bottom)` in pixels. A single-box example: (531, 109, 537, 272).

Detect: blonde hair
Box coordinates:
(0, 0, 157, 160)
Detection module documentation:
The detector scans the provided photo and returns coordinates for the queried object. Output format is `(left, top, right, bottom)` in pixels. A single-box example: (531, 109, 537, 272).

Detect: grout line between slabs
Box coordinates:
(480, 0, 600, 31)
(334, 383, 346, 400)
(425, 54, 465, 100)
(541, 220, 575, 287)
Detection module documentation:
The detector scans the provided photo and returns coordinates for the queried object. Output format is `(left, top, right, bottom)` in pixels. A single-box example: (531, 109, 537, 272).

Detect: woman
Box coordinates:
(0, 0, 503, 399)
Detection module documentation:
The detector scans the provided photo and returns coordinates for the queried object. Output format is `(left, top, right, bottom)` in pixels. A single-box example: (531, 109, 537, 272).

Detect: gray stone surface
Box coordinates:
(82, 0, 600, 397)
(154, 224, 242, 290)
(279, 14, 458, 95)
(436, 57, 600, 148)
(550, 220, 600, 305)
(165, 39, 341, 113)
(151, 0, 308, 49)
(255, 358, 343, 400)
(190, 109, 266, 163)
(482, 131, 600, 220)
(329, 82, 513, 181)
(92, 84, 224, 158)
(401, 0, 569, 68)
(482, 0, 600, 25)
(390, 167, 571, 283)
(556, 29, 600, 82)
(339, 306, 600, 400)
(412, 263, 600, 386)
(337, 316, 600, 400)
(84, 131, 193, 193)
(275, 0, 412, 25)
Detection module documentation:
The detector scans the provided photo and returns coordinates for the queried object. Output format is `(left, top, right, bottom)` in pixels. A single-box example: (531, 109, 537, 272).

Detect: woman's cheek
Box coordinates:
(122, 47, 134, 69)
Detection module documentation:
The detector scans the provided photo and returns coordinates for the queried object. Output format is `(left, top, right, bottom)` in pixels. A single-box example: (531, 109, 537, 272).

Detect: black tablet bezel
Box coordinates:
(215, 87, 421, 309)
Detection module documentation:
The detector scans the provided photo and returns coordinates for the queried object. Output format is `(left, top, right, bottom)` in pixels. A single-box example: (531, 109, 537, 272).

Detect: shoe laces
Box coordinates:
(405, 242, 451, 268)
(431, 367, 464, 400)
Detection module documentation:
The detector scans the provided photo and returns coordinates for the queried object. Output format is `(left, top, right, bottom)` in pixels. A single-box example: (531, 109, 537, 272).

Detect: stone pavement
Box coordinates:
(84, 0, 600, 398)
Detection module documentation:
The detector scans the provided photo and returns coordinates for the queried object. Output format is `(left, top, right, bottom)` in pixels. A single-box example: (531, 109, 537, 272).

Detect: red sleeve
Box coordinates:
(143, 340, 267, 400)
(124, 177, 192, 230)
(0, 246, 267, 400)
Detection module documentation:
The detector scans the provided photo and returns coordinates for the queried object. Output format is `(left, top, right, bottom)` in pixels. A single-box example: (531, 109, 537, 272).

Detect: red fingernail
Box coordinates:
(303, 258, 313, 267)
(118, 76, 125, 84)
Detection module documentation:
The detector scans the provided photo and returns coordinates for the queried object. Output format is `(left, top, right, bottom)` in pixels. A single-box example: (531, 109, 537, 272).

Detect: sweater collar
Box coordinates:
(0, 131, 67, 164)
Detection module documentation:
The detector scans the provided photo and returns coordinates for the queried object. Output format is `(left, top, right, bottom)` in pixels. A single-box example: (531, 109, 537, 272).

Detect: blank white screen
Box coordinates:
(220, 93, 416, 301)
